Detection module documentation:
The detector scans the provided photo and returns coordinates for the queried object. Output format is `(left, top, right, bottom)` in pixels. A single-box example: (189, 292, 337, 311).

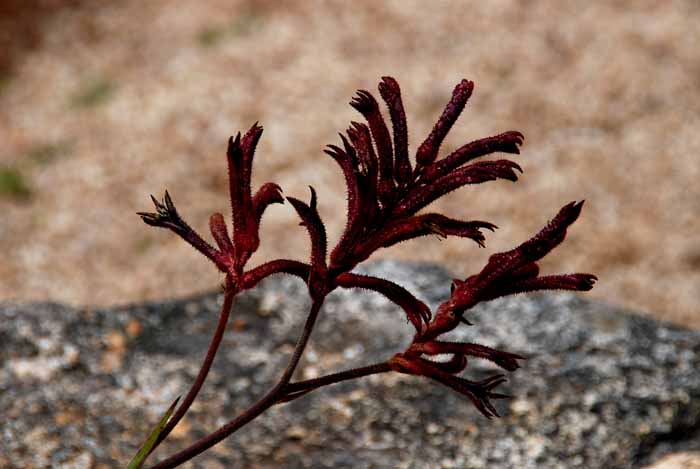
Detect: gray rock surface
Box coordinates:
(1, 260, 699, 468)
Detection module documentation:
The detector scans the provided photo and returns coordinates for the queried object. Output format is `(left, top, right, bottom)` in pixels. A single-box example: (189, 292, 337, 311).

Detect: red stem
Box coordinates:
(279, 362, 392, 403)
(150, 299, 325, 469)
(146, 283, 237, 458)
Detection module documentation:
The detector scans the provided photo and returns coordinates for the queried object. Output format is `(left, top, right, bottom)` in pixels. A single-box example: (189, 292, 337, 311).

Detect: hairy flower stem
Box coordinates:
(148, 281, 238, 456)
(150, 299, 325, 469)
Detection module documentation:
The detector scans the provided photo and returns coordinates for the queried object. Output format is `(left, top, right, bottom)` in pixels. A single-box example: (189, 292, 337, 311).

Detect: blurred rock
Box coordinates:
(643, 452, 700, 469)
(1, 260, 699, 468)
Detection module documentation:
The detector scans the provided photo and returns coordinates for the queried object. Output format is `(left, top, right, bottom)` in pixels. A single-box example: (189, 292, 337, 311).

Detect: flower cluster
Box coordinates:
(136, 76, 595, 467)
(389, 200, 596, 417)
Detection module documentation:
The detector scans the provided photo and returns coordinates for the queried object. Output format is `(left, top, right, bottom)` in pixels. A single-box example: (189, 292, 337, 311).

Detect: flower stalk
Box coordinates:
(134, 76, 596, 467)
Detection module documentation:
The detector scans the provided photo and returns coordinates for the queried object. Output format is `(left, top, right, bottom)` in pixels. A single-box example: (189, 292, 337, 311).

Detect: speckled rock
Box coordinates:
(1, 260, 699, 468)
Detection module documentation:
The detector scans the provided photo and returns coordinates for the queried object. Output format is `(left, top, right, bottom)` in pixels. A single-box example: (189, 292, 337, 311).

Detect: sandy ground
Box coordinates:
(0, 0, 698, 327)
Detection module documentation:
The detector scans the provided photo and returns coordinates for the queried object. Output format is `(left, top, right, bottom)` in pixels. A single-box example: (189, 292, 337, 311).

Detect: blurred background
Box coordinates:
(0, 0, 698, 327)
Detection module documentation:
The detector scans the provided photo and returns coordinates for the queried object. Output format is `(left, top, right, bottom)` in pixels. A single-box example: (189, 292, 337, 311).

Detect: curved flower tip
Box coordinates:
(577, 273, 598, 290)
(513, 199, 585, 261)
(253, 182, 284, 224)
(287, 186, 328, 294)
(497, 131, 525, 155)
(242, 121, 264, 147)
(553, 200, 585, 228)
(335, 272, 431, 331)
(349, 89, 379, 115)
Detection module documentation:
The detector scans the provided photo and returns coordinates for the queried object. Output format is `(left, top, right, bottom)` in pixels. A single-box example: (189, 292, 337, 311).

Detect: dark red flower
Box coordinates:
(138, 76, 596, 436)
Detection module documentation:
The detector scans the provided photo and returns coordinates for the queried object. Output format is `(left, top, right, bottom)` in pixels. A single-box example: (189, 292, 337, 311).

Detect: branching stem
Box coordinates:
(150, 298, 325, 468)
